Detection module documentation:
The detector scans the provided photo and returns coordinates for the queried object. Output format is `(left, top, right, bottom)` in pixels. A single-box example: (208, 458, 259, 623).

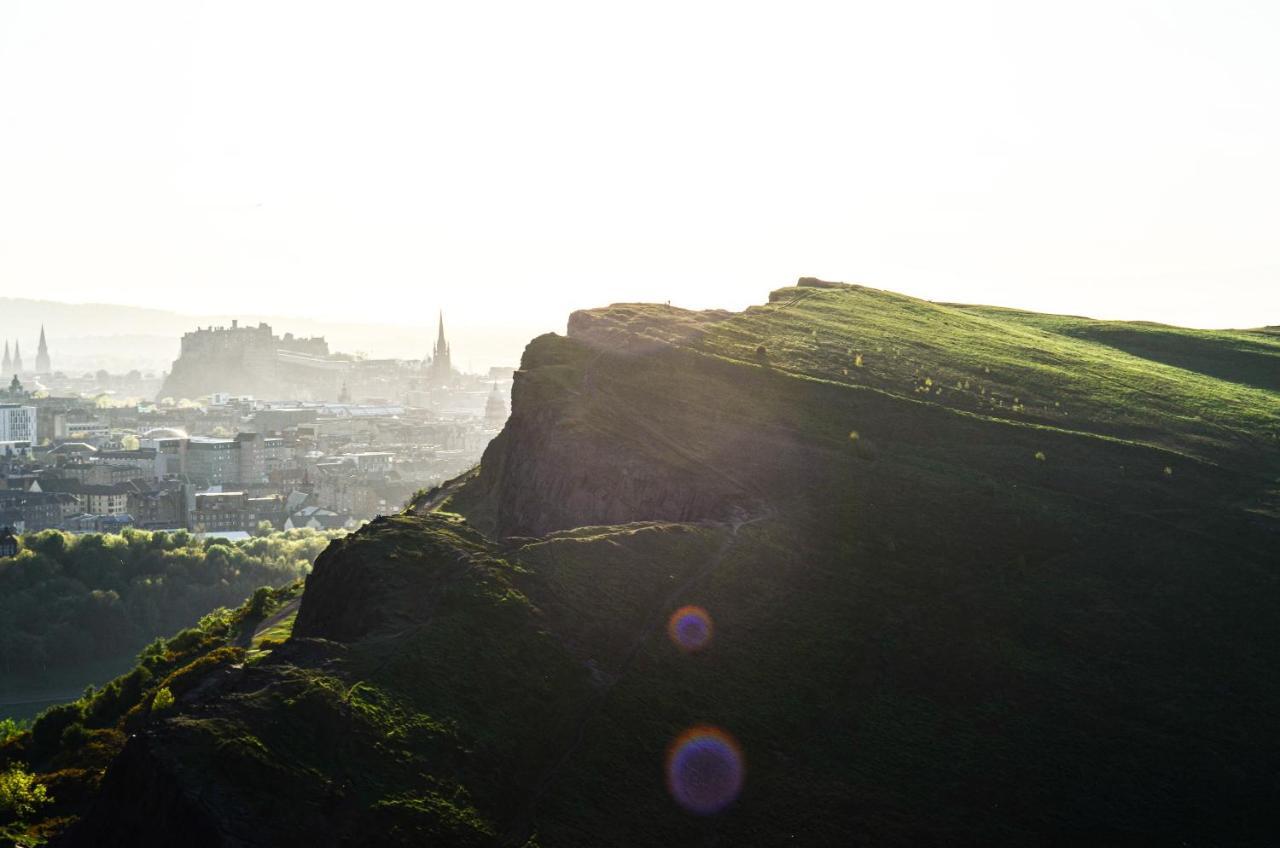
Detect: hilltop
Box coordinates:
(4, 280, 1278, 845)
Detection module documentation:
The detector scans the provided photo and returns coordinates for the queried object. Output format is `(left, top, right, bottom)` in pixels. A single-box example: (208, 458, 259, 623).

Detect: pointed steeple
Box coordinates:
(435, 311, 449, 359)
(12, 341, 22, 374)
(2, 341, 10, 375)
(35, 325, 51, 374)
(427, 310, 453, 382)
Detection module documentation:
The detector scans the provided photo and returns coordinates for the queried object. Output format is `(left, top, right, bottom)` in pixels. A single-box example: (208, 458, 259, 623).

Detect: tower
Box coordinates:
(12, 341, 22, 374)
(2, 342, 9, 376)
(484, 382, 507, 428)
(35, 326, 51, 374)
(426, 311, 454, 384)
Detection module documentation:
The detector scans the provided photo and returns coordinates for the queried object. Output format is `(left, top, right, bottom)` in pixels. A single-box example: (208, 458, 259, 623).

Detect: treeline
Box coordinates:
(0, 528, 341, 680)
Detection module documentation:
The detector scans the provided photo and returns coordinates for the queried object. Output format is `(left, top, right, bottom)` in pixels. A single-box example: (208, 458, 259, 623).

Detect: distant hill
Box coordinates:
(0, 297, 534, 374)
(4, 280, 1279, 845)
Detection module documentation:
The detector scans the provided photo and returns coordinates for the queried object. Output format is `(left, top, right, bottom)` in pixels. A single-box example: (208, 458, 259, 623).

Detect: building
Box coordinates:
(185, 437, 240, 485)
(139, 429, 188, 476)
(424, 311, 456, 386)
(190, 491, 253, 533)
(52, 414, 109, 441)
(35, 326, 51, 374)
(0, 489, 63, 532)
(0, 526, 18, 558)
(484, 382, 507, 428)
(236, 431, 267, 486)
(128, 480, 188, 528)
(285, 505, 350, 531)
(160, 320, 340, 400)
(96, 448, 162, 479)
(0, 441, 33, 460)
(58, 461, 137, 485)
(64, 513, 134, 534)
(1, 375, 29, 402)
(0, 403, 36, 444)
(49, 482, 133, 516)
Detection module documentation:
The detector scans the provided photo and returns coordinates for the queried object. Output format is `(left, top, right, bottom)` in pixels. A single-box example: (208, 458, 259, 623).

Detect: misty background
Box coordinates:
(1, 0, 1278, 337)
(0, 297, 534, 374)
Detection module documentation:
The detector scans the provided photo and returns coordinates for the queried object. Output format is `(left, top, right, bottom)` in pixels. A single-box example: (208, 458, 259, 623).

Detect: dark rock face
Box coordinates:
(62, 734, 227, 848)
(452, 325, 829, 538)
(293, 515, 478, 642)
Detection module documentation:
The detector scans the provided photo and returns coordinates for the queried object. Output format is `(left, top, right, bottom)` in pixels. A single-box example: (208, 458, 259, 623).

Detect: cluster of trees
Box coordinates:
(1, 585, 300, 836)
(0, 528, 340, 680)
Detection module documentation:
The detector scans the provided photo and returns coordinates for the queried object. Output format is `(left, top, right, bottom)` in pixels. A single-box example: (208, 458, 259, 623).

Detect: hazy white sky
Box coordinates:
(1, 0, 1277, 336)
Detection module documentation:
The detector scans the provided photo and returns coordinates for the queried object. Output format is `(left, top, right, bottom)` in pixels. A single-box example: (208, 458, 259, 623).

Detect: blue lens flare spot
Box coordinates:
(665, 726, 745, 815)
(667, 605, 713, 652)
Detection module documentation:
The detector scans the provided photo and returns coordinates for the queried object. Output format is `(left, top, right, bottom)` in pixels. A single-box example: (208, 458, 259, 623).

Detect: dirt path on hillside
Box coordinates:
(411, 475, 469, 516)
(234, 597, 301, 649)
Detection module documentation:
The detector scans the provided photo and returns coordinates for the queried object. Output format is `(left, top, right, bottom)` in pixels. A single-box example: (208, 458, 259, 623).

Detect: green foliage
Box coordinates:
(160, 647, 245, 698)
(0, 527, 340, 681)
(0, 719, 26, 746)
(150, 687, 175, 713)
(30, 703, 84, 757)
(0, 764, 49, 823)
(246, 586, 275, 620)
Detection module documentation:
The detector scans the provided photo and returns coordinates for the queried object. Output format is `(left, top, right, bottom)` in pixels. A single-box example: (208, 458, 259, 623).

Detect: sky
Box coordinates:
(1, 0, 1278, 344)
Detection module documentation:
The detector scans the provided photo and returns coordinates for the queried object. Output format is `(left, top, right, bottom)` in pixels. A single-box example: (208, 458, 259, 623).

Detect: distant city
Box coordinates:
(0, 313, 512, 537)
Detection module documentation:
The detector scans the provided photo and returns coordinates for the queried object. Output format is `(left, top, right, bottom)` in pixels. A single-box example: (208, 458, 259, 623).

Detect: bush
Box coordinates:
(59, 722, 91, 750)
(0, 718, 26, 746)
(162, 646, 246, 698)
(31, 702, 84, 756)
(0, 765, 50, 823)
(247, 586, 274, 619)
(151, 687, 175, 713)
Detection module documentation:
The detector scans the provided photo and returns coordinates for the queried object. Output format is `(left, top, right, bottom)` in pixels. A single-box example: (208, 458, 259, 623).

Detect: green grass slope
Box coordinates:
(584, 279, 1277, 471)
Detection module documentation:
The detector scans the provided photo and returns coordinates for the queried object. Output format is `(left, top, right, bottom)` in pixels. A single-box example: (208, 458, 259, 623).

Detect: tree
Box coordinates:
(0, 765, 50, 824)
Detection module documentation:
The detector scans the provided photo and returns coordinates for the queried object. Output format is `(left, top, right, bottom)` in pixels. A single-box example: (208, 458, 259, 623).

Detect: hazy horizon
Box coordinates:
(2, 0, 1278, 332)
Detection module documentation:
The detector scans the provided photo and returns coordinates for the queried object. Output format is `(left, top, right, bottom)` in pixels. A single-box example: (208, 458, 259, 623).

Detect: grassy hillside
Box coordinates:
(683, 280, 1277, 469)
(6, 282, 1279, 845)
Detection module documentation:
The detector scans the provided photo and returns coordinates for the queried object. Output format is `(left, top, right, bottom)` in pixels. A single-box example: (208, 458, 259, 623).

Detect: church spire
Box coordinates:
(2, 341, 9, 375)
(36, 325, 51, 374)
(435, 311, 449, 360)
(428, 310, 453, 382)
(12, 341, 22, 374)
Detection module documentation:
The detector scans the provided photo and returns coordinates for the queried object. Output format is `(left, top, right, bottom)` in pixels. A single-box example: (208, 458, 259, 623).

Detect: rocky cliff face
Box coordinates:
(450, 326, 824, 537)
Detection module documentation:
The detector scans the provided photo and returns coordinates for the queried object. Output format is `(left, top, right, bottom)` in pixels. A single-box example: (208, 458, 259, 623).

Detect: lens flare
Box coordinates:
(665, 726, 745, 815)
(667, 605, 713, 652)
